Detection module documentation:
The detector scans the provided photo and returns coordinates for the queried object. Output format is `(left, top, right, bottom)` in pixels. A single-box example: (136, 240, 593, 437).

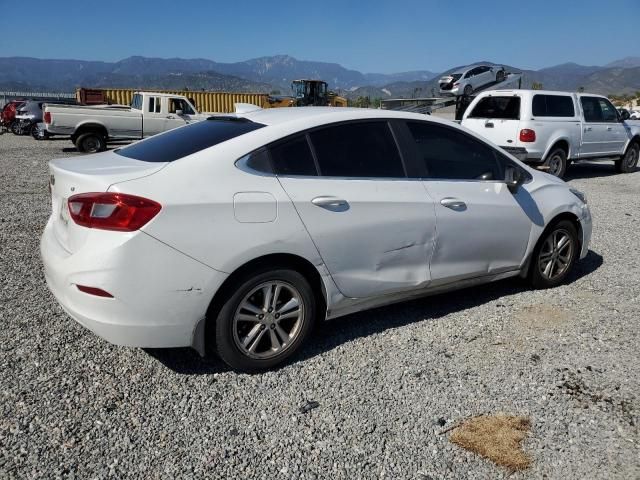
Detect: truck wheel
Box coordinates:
(615, 142, 639, 173)
(76, 132, 106, 153)
(544, 148, 567, 178)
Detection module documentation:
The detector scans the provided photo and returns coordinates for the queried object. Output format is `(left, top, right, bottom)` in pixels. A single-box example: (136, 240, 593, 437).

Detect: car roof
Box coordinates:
(476, 89, 606, 97)
(239, 106, 442, 127)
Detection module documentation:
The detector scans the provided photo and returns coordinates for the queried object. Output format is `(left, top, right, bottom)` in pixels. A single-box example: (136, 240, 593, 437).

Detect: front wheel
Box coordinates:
(529, 220, 578, 289)
(496, 70, 506, 82)
(463, 84, 473, 96)
(213, 268, 316, 372)
(615, 142, 639, 173)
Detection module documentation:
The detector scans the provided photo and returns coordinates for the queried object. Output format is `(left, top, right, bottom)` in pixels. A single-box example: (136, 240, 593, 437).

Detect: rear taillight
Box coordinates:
(68, 192, 161, 232)
(44, 111, 51, 124)
(519, 129, 536, 142)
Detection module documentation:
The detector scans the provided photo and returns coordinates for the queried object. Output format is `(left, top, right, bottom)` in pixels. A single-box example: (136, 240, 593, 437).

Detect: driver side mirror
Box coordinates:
(175, 109, 184, 116)
(505, 166, 525, 193)
(620, 110, 630, 121)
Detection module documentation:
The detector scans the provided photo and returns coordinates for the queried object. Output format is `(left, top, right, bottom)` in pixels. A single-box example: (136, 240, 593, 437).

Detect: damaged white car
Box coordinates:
(41, 107, 592, 372)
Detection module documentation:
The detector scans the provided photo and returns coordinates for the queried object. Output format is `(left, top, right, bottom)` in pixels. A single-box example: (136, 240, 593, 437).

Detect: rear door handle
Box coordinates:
(440, 198, 467, 210)
(606, 126, 613, 131)
(485, 121, 494, 128)
(312, 196, 350, 212)
(584, 127, 592, 132)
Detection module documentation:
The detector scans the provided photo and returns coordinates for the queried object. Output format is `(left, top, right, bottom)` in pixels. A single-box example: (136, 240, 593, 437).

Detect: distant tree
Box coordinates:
(532, 82, 543, 90)
(371, 98, 382, 109)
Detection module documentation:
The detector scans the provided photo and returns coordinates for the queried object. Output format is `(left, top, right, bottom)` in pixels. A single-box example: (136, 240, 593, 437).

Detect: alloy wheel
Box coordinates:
(624, 145, 638, 169)
(547, 153, 564, 176)
(232, 281, 305, 359)
(537, 229, 574, 280)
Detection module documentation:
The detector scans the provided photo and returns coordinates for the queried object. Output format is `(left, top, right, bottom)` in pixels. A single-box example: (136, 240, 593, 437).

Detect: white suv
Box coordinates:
(461, 89, 640, 177)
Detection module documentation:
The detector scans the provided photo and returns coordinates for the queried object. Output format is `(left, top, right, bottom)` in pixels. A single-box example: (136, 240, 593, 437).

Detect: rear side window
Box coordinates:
(468, 96, 521, 119)
(116, 118, 265, 162)
(532, 95, 575, 117)
(309, 122, 405, 178)
(407, 122, 503, 180)
(270, 135, 317, 176)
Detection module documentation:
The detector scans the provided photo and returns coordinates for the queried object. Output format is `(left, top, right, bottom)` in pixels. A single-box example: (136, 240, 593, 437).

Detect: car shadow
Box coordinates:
(146, 250, 603, 375)
(565, 161, 635, 180)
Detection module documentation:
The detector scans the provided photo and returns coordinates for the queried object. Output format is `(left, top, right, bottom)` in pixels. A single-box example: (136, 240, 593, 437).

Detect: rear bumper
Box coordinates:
(501, 146, 528, 161)
(40, 218, 227, 350)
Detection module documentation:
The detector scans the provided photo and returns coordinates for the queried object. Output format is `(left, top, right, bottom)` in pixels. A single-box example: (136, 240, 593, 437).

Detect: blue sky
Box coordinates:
(0, 0, 638, 73)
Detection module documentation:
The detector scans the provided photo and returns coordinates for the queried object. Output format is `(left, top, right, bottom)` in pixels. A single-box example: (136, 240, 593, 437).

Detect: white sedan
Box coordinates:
(41, 107, 592, 371)
(439, 64, 506, 97)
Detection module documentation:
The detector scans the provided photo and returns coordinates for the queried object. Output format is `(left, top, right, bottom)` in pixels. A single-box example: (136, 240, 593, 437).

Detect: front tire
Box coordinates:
(496, 70, 506, 82)
(615, 142, 639, 173)
(463, 84, 473, 96)
(213, 268, 316, 372)
(543, 148, 567, 178)
(529, 220, 578, 289)
(76, 132, 106, 153)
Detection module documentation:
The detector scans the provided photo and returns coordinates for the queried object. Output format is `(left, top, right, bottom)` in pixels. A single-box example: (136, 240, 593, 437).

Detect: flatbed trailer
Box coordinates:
(381, 72, 523, 119)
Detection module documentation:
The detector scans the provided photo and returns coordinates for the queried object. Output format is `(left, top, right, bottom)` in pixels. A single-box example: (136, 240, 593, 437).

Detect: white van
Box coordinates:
(461, 89, 640, 177)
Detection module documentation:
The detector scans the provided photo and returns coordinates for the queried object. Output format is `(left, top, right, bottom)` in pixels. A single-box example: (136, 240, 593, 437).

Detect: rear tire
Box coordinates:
(463, 84, 473, 96)
(543, 148, 567, 178)
(212, 268, 316, 372)
(529, 220, 578, 289)
(76, 132, 106, 153)
(615, 142, 639, 173)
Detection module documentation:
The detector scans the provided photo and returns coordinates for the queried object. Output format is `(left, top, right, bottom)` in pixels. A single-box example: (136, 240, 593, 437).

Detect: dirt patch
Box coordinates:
(514, 304, 572, 330)
(449, 415, 532, 471)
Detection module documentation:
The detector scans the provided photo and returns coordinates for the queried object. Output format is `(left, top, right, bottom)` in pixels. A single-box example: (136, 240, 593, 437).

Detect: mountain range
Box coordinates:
(1, 55, 639, 99)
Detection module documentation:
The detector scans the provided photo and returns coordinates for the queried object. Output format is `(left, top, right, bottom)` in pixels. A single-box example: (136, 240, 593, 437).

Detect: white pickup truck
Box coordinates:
(461, 89, 640, 178)
(44, 92, 211, 153)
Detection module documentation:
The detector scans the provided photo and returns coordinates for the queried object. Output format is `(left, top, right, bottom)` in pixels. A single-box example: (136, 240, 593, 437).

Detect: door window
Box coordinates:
(169, 98, 195, 115)
(580, 97, 604, 122)
(532, 95, 575, 117)
(309, 121, 405, 178)
(270, 135, 318, 176)
(598, 98, 618, 123)
(468, 96, 521, 119)
(407, 122, 504, 180)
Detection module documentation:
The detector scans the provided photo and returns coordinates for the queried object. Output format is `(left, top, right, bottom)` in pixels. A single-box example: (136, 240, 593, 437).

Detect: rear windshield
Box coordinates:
(116, 117, 265, 162)
(468, 96, 521, 120)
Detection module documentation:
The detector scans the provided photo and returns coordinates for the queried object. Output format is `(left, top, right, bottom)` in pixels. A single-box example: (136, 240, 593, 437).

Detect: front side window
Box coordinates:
(598, 98, 618, 122)
(581, 97, 603, 122)
(309, 121, 405, 178)
(270, 135, 317, 176)
(532, 95, 575, 117)
(169, 98, 195, 115)
(469, 96, 521, 119)
(407, 122, 503, 180)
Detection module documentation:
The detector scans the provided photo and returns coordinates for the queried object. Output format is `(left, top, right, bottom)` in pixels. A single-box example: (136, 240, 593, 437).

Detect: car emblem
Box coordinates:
(70, 187, 75, 192)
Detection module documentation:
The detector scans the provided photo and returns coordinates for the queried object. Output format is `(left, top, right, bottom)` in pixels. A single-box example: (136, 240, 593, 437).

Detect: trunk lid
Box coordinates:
(49, 150, 166, 253)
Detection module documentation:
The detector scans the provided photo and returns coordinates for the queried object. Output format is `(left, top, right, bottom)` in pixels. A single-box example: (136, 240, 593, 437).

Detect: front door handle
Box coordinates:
(312, 196, 350, 212)
(584, 127, 592, 132)
(166, 115, 176, 119)
(440, 198, 467, 210)
(485, 121, 494, 128)
(606, 126, 613, 131)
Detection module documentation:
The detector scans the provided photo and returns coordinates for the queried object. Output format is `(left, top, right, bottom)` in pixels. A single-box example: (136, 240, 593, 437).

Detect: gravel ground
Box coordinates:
(1, 133, 638, 479)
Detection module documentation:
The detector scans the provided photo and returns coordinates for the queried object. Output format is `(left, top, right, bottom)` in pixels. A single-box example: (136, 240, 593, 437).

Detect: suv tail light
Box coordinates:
(68, 192, 161, 231)
(44, 111, 52, 124)
(519, 129, 536, 142)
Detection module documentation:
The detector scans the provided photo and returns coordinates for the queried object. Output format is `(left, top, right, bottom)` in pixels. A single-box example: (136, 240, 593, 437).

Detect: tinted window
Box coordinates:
(309, 122, 405, 178)
(598, 98, 618, 122)
(581, 97, 603, 122)
(270, 135, 317, 176)
(407, 122, 503, 180)
(532, 95, 575, 117)
(243, 148, 273, 174)
(117, 118, 265, 162)
(131, 94, 142, 110)
(469, 96, 521, 119)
